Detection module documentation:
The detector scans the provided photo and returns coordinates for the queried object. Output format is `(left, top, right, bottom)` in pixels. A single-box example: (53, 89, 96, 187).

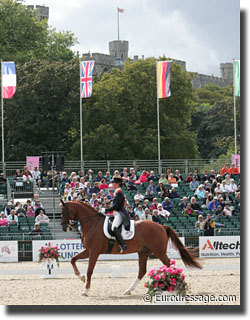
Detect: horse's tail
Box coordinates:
(163, 225, 202, 269)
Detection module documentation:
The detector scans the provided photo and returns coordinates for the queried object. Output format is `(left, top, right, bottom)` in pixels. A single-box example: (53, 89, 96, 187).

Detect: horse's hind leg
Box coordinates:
(71, 249, 89, 282)
(124, 251, 151, 295)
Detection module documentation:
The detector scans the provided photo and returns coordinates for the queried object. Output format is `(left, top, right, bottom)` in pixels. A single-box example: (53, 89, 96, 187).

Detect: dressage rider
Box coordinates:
(105, 176, 130, 253)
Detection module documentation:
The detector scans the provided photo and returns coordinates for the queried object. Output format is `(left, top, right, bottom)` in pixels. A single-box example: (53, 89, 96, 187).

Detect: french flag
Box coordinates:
(2, 62, 16, 99)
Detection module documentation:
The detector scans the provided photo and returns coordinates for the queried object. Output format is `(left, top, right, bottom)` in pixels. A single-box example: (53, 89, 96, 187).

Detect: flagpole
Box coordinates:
(117, 8, 120, 41)
(80, 62, 83, 173)
(156, 61, 162, 174)
(233, 58, 237, 156)
(1, 60, 5, 175)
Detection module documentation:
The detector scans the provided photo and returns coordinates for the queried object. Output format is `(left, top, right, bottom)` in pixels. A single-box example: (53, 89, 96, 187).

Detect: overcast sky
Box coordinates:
(24, 0, 240, 76)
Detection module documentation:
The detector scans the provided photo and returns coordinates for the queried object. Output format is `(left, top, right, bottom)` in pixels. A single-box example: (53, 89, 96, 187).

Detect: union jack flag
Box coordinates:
(80, 60, 95, 98)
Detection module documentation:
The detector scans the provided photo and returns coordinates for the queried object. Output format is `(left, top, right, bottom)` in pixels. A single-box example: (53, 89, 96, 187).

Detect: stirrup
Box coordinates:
(118, 244, 127, 253)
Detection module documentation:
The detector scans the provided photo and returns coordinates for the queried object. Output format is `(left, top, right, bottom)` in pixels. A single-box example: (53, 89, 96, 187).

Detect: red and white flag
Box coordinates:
(118, 7, 124, 13)
(2, 62, 16, 99)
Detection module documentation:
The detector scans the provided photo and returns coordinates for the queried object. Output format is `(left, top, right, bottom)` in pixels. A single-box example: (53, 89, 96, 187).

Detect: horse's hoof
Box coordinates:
(124, 290, 131, 295)
(81, 292, 88, 297)
(81, 275, 86, 283)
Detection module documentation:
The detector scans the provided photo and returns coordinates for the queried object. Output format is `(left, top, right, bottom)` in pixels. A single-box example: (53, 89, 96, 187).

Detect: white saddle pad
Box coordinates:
(103, 216, 135, 240)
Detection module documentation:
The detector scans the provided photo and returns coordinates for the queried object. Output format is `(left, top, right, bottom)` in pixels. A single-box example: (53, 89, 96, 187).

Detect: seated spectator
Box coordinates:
(128, 168, 138, 181)
(204, 180, 213, 193)
(22, 170, 32, 183)
(95, 171, 103, 182)
(41, 170, 49, 189)
(142, 199, 151, 210)
(77, 188, 86, 201)
(152, 209, 161, 224)
(127, 176, 137, 191)
(85, 169, 94, 182)
(147, 180, 157, 194)
(97, 190, 106, 203)
(220, 163, 230, 177)
(202, 193, 214, 209)
(202, 170, 210, 182)
(208, 198, 219, 213)
(31, 194, 43, 208)
(223, 203, 233, 217)
(157, 203, 170, 219)
(186, 172, 193, 183)
(179, 197, 188, 212)
(135, 205, 145, 219)
(169, 187, 179, 199)
(134, 215, 140, 221)
(26, 206, 35, 218)
(16, 204, 26, 217)
(0, 211, 8, 227)
(32, 166, 41, 188)
(234, 192, 240, 212)
(23, 199, 32, 211)
(79, 177, 86, 189)
(0, 172, 6, 184)
(143, 189, 153, 201)
(190, 197, 201, 213)
(174, 170, 183, 182)
(139, 170, 149, 183)
(134, 191, 144, 202)
(168, 173, 177, 186)
(162, 197, 173, 212)
(228, 163, 240, 176)
(91, 181, 100, 195)
(157, 182, 170, 199)
(193, 169, 201, 181)
(90, 193, 97, 206)
(74, 181, 81, 194)
(104, 171, 112, 183)
(194, 185, 206, 200)
(122, 171, 129, 183)
(165, 169, 171, 180)
(195, 215, 204, 231)
(34, 203, 46, 217)
(221, 180, 229, 192)
(8, 209, 18, 225)
(107, 187, 114, 200)
(99, 178, 109, 191)
(120, 167, 128, 178)
(140, 208, 152, 221)
(28, 223, 43, 236)
(228, 179, 238, 193)
(13, 169, 22, 180)
(213, 205, 224, 218)
(35, 211, 49, 225)
(70, 176, 78, 189)
(148, 170, 158, 182)
(225, 174, 231, 186)
(216, 174, 222, 184)
(158, 173, 168, 185)
(189, 177, 199, 192)
(151, 198, 159, 211)
(183, 203, 196, 217)
(223, 191, 233, 204)
(214, 182, 224, 194)
(209, 170, 216, 183)
(202, 214, 215, 236)
(218, 196, 226, 210)
(132, 199, 140, 213)
(84, 181, 92, 197)
(4, 201, 14, 217)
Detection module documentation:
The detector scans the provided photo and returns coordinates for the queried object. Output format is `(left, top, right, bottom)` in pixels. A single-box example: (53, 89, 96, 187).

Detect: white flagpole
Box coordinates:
(80, 62, 83, 172)
(117, 8, 120, 41)
(1, 60, 5, 175)
(156, 62, 162, 174)
(233, 58, 237, 156)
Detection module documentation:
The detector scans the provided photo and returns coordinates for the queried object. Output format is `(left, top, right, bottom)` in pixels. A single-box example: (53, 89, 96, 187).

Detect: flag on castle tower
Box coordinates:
(80, 61, 95, 98)
(118, 8, 124, 13)
(1, 61, 16, 99)
(233, 60, 240, 97)
(157, 61, 172, 99)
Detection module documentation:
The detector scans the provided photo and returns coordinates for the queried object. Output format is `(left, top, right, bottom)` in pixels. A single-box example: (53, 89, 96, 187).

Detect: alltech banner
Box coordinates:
(0, 241, 18, 262)
(199, 236, 240, 258)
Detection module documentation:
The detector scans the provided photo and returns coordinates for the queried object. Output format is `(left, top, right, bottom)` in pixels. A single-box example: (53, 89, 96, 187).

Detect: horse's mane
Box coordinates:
(69, 200, 104, 217)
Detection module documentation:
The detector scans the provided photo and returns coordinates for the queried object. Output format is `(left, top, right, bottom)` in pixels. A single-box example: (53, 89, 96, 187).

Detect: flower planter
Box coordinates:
(152, 291, 184, 305)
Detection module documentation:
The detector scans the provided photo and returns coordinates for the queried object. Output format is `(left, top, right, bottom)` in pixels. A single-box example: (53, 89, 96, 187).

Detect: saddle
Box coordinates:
(103, 215, 135, 241)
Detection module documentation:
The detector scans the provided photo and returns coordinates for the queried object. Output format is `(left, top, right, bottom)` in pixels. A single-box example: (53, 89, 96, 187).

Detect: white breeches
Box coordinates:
(111, 211, 123, 231)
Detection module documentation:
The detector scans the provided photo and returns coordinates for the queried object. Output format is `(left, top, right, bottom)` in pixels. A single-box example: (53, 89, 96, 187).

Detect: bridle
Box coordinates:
(62, 203, 100, 232)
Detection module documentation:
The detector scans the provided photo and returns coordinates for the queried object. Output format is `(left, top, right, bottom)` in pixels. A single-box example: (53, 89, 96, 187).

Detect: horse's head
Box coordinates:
(60, 200, 76, 232)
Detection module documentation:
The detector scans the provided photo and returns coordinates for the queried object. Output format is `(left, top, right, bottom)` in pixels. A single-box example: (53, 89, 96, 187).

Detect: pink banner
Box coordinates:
(26, 156, 40, 170)
(232, 155, 240, 172)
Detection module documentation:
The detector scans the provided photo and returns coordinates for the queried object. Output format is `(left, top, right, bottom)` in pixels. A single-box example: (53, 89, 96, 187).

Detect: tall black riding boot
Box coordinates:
(113, 227, 128, 253)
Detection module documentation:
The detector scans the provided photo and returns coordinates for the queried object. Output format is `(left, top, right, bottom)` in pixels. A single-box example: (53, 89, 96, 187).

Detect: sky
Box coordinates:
(23, 0, 240, 77)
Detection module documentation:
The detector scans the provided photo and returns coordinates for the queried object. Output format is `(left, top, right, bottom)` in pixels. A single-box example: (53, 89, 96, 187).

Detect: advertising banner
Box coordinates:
(26, 156, 40, 170)
(199, 236, 240, 258)
(0, 241, 18, 262)
(167, 237, 185, 259)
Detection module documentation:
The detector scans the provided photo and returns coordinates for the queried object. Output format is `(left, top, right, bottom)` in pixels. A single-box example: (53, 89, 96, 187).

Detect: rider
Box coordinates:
(105, 176, 130, 253)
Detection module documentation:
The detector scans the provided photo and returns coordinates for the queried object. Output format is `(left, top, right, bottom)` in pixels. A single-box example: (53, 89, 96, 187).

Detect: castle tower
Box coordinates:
(27, 5, 49, 20)
(220, 63, 233, 83)
(109, 40, 129, 62)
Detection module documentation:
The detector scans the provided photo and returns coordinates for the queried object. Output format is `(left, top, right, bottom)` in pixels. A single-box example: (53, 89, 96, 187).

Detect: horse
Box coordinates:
(60, 200, 202, 296)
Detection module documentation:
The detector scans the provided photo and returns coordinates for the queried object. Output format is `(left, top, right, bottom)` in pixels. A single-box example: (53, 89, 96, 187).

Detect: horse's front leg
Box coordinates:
(81, 251, 99, 297)
(71, 248, 89, 283)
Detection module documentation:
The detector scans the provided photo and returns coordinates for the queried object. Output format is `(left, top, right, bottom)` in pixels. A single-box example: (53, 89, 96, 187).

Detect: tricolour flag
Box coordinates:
(118, 8, 125, 13)
(234, 60, 240, 97)
(2, 62, 16, 99)
(80, 60, 95, 98)
(157, 61, 172, 99)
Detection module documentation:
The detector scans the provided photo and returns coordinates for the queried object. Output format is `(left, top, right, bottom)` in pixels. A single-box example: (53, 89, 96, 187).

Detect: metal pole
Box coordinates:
(52, 153, 55, 239)
(1, 60, 5, 176)
(117, 8, 120, 41)
(80, 62, 83, 172)
(233, 59, 237, 156)
(156, 61, 162, 174)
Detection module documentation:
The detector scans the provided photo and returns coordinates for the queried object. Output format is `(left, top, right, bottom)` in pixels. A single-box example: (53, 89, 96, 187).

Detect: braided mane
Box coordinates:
(71, 200, 104, 217)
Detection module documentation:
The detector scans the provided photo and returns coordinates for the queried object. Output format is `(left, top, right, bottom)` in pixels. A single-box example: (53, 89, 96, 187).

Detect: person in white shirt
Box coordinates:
(157, 204, 170, 219)
(223, 203, 233, 217)
(140, 208, 152, 221)
(134, 191, 144, 202)
(8, 210, 18, 225)
(35, 211, 49, 224)
(32, 166, 41, 188)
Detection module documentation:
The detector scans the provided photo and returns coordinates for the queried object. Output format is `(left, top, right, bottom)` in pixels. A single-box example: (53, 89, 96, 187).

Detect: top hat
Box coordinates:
(111, 176, 123, 184)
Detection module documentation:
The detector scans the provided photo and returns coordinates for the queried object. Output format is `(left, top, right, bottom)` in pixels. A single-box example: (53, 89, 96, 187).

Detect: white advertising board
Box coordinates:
(0, 241, 18, 262)
(199, 236, 240, 258)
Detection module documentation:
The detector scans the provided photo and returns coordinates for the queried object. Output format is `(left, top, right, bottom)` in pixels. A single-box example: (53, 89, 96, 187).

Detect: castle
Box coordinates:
(28, 5, 233, 89)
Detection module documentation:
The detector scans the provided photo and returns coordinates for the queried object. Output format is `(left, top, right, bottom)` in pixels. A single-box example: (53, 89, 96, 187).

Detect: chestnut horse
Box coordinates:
(60, 200, 202, 296)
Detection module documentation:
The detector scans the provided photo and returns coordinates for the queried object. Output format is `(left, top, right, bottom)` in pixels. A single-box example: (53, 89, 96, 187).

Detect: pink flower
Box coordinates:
(154, 274, 161, 281)
(148, 268, 156, 277)
(154, 282, 160, 288)
(159, 265, 168, 272)
(168, 286, 175, 292)
(181, 274, 185, 280)
(177, 268, 183, 273)
(159, 283, 166, 288)
(144, 284, 148, 288)
(172, 269, 178, 275)
(170, 259, 176, 265)
(166, 268, 173, 274)
(161, 273, 166, 279)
